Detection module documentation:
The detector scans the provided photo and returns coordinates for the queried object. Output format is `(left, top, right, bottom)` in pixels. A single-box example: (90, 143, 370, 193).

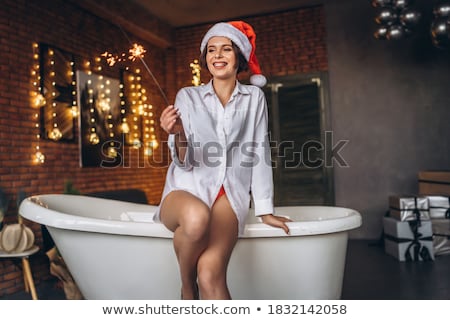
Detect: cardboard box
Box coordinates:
(383, 216, 434, 261)
(427, 196, 450, 219)
(389, 195, 430, 221)
(432, 219, 450, 256)
(419, 171, 450, 196)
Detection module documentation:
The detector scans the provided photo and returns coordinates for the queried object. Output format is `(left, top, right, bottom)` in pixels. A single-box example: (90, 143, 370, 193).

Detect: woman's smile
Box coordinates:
(206, 36, 237, 79)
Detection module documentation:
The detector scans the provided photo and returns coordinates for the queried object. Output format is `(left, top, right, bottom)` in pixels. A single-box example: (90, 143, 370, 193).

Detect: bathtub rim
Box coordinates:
(19, 194, 362, 239)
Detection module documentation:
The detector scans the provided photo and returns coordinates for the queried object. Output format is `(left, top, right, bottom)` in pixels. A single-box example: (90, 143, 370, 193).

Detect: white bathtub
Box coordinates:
(19, 194, 362, 300)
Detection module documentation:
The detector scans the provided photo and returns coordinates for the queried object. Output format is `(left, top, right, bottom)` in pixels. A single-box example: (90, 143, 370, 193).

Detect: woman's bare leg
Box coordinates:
(197, 194, 239, 299)
(159, 190, 211, 299)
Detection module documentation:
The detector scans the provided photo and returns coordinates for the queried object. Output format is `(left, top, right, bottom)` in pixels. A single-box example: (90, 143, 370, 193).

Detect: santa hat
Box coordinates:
(200, 21, 267, 87)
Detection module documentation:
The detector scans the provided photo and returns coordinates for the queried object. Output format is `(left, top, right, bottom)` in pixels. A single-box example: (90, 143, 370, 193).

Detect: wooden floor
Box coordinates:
(1, 240, 449, 300)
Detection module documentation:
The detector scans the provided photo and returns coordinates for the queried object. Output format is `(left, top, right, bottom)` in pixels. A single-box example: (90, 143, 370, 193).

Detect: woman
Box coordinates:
(158, 21, 291, 300)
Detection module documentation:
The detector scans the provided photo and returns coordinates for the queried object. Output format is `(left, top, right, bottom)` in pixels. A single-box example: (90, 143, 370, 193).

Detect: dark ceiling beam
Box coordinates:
(70, 0, 174, 48)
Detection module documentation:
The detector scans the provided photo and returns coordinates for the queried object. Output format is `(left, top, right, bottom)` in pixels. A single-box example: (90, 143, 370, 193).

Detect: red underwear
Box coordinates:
(215, 185, 226, 202)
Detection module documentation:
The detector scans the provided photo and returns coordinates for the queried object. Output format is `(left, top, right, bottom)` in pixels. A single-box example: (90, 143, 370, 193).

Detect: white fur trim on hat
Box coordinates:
(250, 74, 267, 87)
(200, 23, 252, 60)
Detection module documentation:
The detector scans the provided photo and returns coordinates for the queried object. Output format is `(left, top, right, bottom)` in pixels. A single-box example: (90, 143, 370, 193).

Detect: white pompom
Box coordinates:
(249, 74, 267, 87)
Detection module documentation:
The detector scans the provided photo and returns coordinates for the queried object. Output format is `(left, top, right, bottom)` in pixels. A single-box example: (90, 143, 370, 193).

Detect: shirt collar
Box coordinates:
(201, 80, 251, 99)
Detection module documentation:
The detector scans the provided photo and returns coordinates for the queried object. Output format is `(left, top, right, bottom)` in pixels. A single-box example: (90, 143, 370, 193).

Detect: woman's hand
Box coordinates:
(260, 214, 292, 235)
(160, 105, 184, 135)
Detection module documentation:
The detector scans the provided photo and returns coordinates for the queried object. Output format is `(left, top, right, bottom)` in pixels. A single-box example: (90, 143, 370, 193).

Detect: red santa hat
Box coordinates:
(200, 21, 267, 87)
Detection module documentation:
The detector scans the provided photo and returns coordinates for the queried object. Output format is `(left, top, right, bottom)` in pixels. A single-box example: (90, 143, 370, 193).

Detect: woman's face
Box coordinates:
(206, 36, 237, 81)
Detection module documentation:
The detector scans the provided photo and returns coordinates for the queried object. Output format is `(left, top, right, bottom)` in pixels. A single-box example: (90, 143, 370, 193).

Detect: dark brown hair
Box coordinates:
(199, 41, 248, 74)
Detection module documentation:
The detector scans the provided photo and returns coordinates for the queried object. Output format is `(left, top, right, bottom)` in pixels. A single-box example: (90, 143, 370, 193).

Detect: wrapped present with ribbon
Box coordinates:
(389, 195, 430, 222)
(383, 216, 434, 261)
(431, 218, 450, 256)
(426, 196, 450, 219)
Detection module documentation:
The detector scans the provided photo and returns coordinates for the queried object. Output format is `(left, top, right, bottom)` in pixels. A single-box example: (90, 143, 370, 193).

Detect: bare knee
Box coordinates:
(179, 204, 210, 242)
(161, 191, 211, 242)
(197, 256, 227, 296)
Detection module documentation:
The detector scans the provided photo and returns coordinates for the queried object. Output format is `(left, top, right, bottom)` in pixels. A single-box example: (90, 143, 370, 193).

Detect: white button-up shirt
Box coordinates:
(157, 80, 274, 235)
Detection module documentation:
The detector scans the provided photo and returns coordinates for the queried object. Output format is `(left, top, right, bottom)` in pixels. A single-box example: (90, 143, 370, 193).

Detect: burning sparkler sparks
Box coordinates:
(100, 43, 147, 66)
(128, 43, 146, 61)
(102, 25, 170, 106)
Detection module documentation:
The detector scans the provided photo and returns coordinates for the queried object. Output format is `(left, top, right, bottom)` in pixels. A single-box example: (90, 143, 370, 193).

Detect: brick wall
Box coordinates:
(0, 1, 327, 297)
(174, 6, 327, 87)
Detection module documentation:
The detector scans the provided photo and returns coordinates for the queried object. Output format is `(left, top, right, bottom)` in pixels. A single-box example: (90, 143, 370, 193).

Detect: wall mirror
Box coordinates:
(77, 70, 124, 167)
(38, 43, 153, 167)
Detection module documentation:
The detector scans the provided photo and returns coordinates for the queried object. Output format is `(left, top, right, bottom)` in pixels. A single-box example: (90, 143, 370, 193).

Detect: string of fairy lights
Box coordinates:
(190, 59, 202, 86)
(31, 43, 45, 164)
(29, 42, 164, 165)
(47, 48, 63, 141)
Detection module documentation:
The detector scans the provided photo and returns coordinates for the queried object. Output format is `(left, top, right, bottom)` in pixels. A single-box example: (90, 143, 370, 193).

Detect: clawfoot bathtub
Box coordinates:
(19, 194, 361, 299)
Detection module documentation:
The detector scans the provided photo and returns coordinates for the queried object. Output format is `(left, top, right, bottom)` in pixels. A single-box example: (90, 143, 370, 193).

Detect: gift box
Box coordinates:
(383, 216, 434, 261)
(426, 196, 450, 219)
(389, 195, 430, 221)
(431, 218, 450, 256)
(418, 171, 450, 196)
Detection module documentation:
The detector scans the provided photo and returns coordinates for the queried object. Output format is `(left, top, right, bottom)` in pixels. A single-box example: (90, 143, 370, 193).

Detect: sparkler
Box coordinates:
(116, 25, 170, 106)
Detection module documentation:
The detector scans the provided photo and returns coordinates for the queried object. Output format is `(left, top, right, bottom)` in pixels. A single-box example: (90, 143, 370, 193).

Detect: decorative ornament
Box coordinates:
(89, 132, 100, 145)
(33, 93, 46, 108)
(433, 2, 450, 17)
(132, 138, 142, 149)
(392, 0, 413, 11)
(107, 146, 118, 158)
(399, 8, 421, 28)
(431, 2, 450, 49)
(371, 0, 393, 8)
(375, 8, 398, 25)
(190, 59, 202, 86)
(431, 17, 450, 49)
(387, 24, 408, 39)
(34, 150, 45, 164)
(0, 224, 35, 254)
(121, 122, 130, 134)
(371, 0, 420, 40)
(49, 127, 62, 141)
(31, 43, 45, 164)
(374, 26, 389, 39)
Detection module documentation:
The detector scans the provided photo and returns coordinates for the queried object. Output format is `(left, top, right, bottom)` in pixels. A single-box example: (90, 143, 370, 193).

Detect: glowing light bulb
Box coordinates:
(89, 132, 100, 145)
(33, 94, 46, 108)
(34, 151, 45, 164)
(150, 139, 159, 149)
(121, 122, 130, 134)
(49, 127, 62, 141)
(132, 139, 142, 149)
(107, 146, 117, 158)
(144, 147, 153, 156)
